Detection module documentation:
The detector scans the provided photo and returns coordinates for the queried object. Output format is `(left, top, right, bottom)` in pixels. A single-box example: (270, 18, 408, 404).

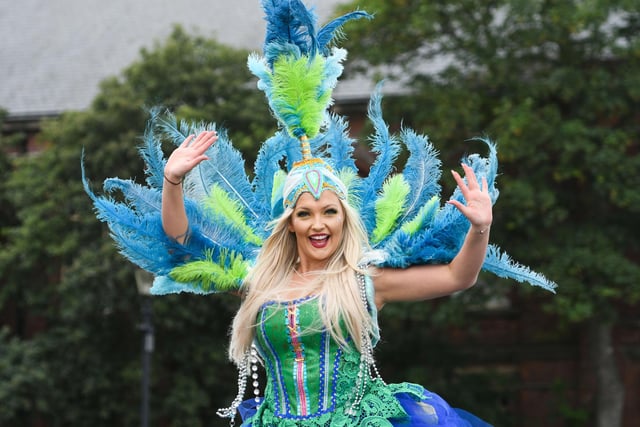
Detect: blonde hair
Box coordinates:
(228, 197, 374, 364)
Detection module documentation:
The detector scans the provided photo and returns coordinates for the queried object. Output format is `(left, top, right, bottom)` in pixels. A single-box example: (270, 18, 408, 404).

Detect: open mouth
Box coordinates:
(309, 234, 329, 248)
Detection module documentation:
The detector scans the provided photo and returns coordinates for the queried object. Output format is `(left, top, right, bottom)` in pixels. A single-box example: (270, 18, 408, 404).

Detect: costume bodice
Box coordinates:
(246, 296, 421, 427)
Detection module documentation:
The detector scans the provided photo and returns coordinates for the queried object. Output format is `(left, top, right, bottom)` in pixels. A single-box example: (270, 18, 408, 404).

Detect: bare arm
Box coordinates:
(373, 163, 493, 308)
(162, 131, 218, 243)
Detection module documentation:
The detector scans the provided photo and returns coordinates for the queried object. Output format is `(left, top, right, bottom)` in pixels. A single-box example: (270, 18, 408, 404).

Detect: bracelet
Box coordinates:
(474, 226, 490, 235)
(164, 174, 183, 186)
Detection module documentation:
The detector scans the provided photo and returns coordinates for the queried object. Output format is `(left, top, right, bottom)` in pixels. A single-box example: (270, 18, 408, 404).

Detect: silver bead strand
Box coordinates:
(357, 272, 385, 383)
(347, 329, 372, 415)
(216, 351, 250, 425)
(250, 345, 261, 404)
(348, 273, 386, 415)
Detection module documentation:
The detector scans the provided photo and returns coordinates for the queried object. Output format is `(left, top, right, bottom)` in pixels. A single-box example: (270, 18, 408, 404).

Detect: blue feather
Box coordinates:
(252, 131, 297, 221)
(261, 0, 291, 48)
(248, 52, 275, 102)
(430, 199, 469, 245)
(462, 138, 500, 203)
(360, 83, 402, 233)
(376, 196, 469, 268)
(83, 166, 187, 273)
(154, 111, 187, 142)
(184, 201, 261, 258)
(477, 137, 499, 188)
(193, 133, 257, 217)
(379, 196, 440, 260)
(372, 136, 558, 293)
(323, 113, 357, 172)
(151, 114, 258, 220)
(102, 178, 161, 215)
(105, 216, 178, 274)
(287, 0, 318, 56)
(261, 1, 370, 60)
(261, 0, 318, 64)
(398, 129, 442, 221)
(247, 52, 270, 84)
(283, 132, 304, 168)
(317, 11, 372, 54)
(319, 47, 347, 96)
(84, 153, 260, 286)
(138, 110, 166, 189)
(483, 245, 557, 292)
(156, 112, 213, 147)
(151, 275, 217, 295)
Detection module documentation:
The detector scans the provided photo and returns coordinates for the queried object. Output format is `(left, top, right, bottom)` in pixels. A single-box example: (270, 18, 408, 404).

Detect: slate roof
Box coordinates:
(1, 0, 370, 118)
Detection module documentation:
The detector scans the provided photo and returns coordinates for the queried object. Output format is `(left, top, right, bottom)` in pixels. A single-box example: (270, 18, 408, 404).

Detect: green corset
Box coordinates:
(247, 296, 422, 427)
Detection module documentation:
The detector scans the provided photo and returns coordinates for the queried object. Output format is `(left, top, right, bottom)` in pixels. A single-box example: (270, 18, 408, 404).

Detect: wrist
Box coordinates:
(164, 173, 183, 186)
(471, 224, 491, 235)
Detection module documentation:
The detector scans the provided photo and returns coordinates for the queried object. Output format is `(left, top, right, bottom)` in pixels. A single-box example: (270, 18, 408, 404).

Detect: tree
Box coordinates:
(0, 27, 274, 426)
(338, 0, 639, 426)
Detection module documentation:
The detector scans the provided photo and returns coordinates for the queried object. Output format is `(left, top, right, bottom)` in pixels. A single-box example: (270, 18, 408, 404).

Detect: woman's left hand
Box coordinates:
(447, 163, 493, 232)
(374, 163, 494, 306)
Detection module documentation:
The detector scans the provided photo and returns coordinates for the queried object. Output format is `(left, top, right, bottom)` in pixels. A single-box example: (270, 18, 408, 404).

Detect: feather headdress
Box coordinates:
(83, 0, 556, 294)
(249, 0, 370, 208)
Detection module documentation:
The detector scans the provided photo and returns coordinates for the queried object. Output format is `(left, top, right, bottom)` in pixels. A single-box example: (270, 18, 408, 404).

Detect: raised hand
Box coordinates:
(164, 131, 218, 184)
(447, 163, 493, 233)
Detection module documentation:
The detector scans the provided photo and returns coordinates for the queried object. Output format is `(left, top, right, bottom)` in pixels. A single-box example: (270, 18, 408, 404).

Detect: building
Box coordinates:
(0, 0, 376, 148)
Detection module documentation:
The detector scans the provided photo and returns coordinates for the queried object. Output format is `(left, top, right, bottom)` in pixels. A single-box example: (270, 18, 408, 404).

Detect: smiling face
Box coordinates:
(287, 191, 345, 271)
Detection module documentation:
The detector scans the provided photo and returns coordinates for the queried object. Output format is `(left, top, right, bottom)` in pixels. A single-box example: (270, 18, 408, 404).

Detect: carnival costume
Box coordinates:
(83, 1, 556, 425)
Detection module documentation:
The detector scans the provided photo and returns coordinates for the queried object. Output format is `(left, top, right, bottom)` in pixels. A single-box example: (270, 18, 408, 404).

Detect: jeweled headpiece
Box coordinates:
(282, 140, 348, 209)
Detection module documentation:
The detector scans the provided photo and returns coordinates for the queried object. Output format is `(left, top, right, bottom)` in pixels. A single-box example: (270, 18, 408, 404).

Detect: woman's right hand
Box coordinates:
(164, 131, 218, 182)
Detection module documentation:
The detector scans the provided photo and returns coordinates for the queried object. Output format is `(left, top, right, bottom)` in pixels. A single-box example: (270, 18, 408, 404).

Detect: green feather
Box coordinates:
(203, 184, 262, 246)
(337, 167, 358, 189)
(271, 54, 331, 138)
(401, 196, 440, 236)
(337, 168, 361, 207)
(169, 250, 248, 292)
(371, 174, 410, 244)
(271, 170, 287, 208)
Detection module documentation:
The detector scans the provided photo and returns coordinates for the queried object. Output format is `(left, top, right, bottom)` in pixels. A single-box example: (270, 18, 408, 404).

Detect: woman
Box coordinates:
(161, 130, 494, 426)
(82, 2, 554, 424)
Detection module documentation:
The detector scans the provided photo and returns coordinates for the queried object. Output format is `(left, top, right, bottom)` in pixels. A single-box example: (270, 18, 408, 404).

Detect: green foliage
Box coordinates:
(550, 380, 591, 426)
(0, 28, 270, 425)
(0, 328, 51, 422)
